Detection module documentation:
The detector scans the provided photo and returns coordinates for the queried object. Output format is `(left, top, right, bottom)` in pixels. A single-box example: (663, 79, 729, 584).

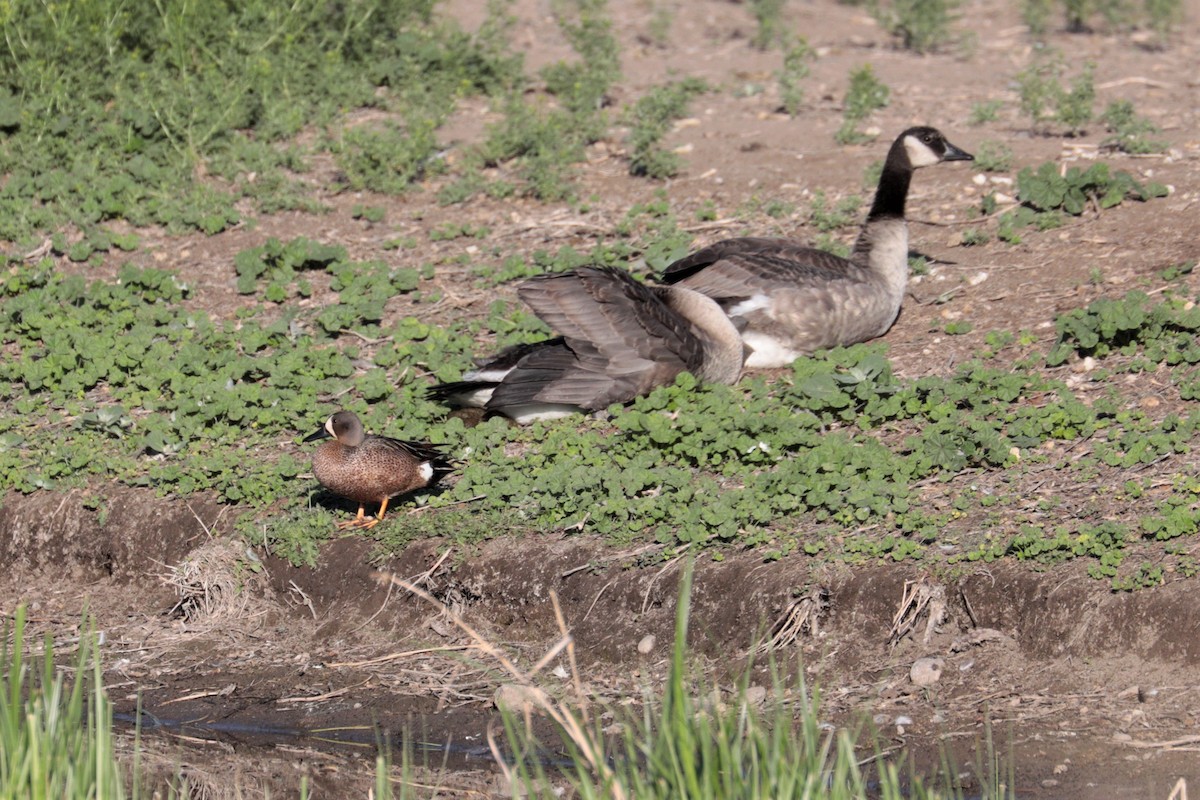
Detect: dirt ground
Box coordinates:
(4, 0, 1200, 796)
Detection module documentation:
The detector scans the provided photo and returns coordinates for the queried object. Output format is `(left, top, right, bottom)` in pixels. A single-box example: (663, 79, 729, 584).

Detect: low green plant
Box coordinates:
(968, 100, 1004, 125)
(0, 0, 521, 242)
(961, 228, 990, 246)
(1016, 59, 1095, 135)
(871, 0, 960, 52)
(778, 36, 816, 116)
(749, 0, 787, 49)
(1022, 0, 1054, 35)
(1, 607, 128, 798)
(625, 78, 708, 179)
(972, 140, 1013, 172)
(1144, 0, 1183, 39)
(1046, 290, 1200, 366)
(456, 0, 620, 202)
(1017, 160, 1166, 216)
(497, 563, 967, 798)
(835, 65, 890, 145)
(1100, 100, 1167, 154)
(809, 190, 863, 232)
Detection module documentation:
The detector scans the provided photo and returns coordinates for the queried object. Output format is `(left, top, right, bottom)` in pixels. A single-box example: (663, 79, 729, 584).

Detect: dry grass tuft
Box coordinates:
(163, 539, 265, 627)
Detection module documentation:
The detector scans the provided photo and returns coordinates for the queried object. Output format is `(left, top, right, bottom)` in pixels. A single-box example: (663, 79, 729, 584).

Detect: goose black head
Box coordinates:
(897, 126, 974, 169)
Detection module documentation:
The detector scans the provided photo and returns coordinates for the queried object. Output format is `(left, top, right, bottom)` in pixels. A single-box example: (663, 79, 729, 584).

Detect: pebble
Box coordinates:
(910, 657, 945, 686)
(637, 634, 656, 655)
(493, 684, 550, 715)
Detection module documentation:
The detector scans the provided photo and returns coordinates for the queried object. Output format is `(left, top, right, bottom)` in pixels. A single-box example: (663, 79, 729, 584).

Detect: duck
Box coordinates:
(427, 265, 746, 424)
(303, 410, 453, 530)
(658, 126, 973, 368)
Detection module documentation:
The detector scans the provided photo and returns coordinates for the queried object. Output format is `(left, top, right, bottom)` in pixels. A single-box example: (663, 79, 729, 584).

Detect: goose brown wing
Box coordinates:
(519, 267, 703, 372)
(495, 267, 701, 409)
(660, 237, 860, 300)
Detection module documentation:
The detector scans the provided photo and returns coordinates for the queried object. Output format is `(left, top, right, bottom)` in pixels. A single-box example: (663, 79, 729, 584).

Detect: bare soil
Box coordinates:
(4, 0, 1200, 796)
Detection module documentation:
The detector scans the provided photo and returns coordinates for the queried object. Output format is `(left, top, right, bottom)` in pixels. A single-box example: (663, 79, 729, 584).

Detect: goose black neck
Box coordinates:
(866, 150, 914, 221)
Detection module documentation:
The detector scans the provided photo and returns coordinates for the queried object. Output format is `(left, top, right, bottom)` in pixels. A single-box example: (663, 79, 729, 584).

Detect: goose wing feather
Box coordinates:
(660, 237, 866, 299)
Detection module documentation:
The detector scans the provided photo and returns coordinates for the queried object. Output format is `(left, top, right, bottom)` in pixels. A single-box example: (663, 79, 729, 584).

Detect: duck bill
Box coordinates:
(942, 140, 974, 162)
(302, 426, 331, 443)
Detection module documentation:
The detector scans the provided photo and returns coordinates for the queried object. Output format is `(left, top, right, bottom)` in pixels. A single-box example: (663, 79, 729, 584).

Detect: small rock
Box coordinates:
(1041, 779, 1059, 788)
(895, 715, 913, 726)
(1053, 763, 1068, 775)
(637, 635, 656, 655)
(1112, 732, 1133, 742)
(910, 657, 945, 686)
(493, 684, 550, 715)
(744, 685, 768, 708)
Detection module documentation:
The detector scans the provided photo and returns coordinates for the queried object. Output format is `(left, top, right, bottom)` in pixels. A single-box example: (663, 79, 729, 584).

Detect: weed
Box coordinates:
(1017, 160, 1166, 217)
(465, 0, 619, 201)
(961, 228, 990, 246)
(871, 0, 960, 53)
(542, 0, 621, 115)
(625, 78, 708, 179)
(1016, 59, 1095, 135)
(1144, 0, 1183, 39)
(835, 64, 890, 145)
(972, 140, 1014, 172)
(968, 99, 1004, 125)
(1100, 100, 1167, 154)
(646, 1, 673, 45)
(0, 0, 519, 240)
(1064, 0, 1094, 30)
(809, 190, 863, 231)
(778, 36, 815, 116)
(1022, 0, 1054, 35)
(749, 0, 787, 49)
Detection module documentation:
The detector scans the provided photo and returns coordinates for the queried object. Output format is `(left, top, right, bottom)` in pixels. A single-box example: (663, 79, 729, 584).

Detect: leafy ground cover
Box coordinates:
(1, 0, 1199, 793)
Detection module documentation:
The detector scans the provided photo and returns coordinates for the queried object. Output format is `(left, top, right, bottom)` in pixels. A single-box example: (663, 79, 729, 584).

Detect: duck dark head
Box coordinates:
(303, 410, 365, 447)
(895, 126, 974, 169)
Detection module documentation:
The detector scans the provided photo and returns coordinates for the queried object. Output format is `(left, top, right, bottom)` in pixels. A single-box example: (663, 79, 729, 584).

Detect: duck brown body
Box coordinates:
(304, 411, 451, 529)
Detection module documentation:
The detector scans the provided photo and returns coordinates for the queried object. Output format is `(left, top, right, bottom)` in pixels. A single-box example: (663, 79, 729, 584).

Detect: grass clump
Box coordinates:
(480, 564, 968, 799)
(749, 0, 788, 49)
(835, 65, 890, 145)
(971, 140, 1013, 173)
(0, 0, 520, 242)
(625, 78, 708, 179)
(1016, 58, 1095, 135)
(1100, 100, 1167, 154)
(870, 0, 960, 52)
(451, 0, 620, 202)
(778, 36, 816, 116)
(0, 606, 128, 798)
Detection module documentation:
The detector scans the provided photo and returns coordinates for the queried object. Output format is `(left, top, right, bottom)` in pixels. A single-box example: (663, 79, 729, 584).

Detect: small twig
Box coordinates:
(161, 684, 237, 706)
(326, 644, 471, 669)
(349, 575, 394, 635)
(337, 329, 392, 345)
(1122, 734, 1200, 750)
(408, 547, 454, 590)
(288, 580, 317, 620)
(278, 679, 372, 704)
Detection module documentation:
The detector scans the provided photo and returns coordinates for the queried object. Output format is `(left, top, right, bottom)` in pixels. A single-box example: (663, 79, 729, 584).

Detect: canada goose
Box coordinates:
(427, 266, 745, 424)
(659, 127, 973, 368)
(303, 411, 453, 530)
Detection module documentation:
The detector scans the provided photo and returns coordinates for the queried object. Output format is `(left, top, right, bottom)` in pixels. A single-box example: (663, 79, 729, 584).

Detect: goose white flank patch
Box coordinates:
(659, 127, 973, 368)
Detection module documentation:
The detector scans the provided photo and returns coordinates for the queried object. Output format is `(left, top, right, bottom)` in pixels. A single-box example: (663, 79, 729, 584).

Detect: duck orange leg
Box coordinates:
(357, 497, 390, 531)
(336, 505, 368, 530)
